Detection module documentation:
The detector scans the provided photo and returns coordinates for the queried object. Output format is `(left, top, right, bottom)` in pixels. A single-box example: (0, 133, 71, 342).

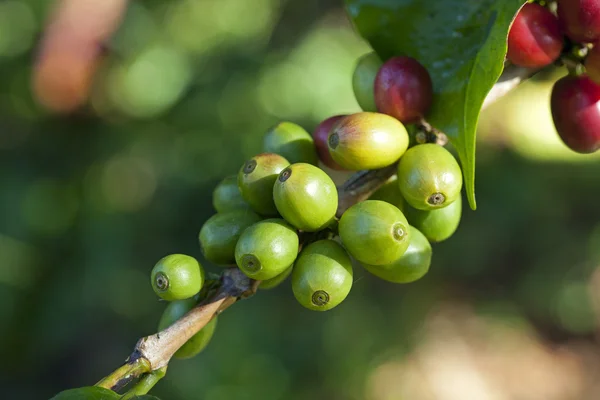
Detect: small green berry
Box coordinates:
(235, 219, 299, 280)
(362, 226, 432, 283)
(352, 52, 383, 112)
(238, 153, 290, 216)
(260, 265, 293, 290)
(397, 144, 463, 210)
(339, 200, 410, 265)
(151, 254, 204, 301)
(291, 240, 353, 311)
(405, 195, 462, 243)
(212, 175, 251, 213)
(328, 112, 409, 170)
(158, 298, 218, 359)
(273, 163, 338, 232)
(199, 210, 262, 265)
(369, 175, 405, 212)
(263, 122, 319, 165)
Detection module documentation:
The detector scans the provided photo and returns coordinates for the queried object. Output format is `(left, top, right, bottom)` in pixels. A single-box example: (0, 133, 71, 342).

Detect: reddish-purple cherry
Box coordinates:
(551, 74, 600, 154)
(312, 115, 347, 170)
(557, 0, 600, 43)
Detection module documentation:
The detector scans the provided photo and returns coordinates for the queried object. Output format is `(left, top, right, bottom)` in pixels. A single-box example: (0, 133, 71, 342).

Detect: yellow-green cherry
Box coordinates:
(352, 52, 383, 112)
(291, 240, 353, 311)
(397, 143, 463, 210)
(273, 163, 338, 232)
(263, 122, 319, 165)
(405, 195, 462, 243)
(328, 112, 409, 170)
(212, 175, 251, 213)
(235, 219, 299, 280)
(151, 254, 204, 301)
(238, 153, 290, 216)
(339, 200, 410, 265)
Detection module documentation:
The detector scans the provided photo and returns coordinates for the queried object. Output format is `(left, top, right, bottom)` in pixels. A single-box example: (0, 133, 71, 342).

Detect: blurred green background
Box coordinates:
(1, 1, 600, 399)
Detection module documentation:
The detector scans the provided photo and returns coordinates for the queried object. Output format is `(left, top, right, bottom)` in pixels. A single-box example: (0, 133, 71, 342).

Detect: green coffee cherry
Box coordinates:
(352, 52, 382, 112)
(151, 254, 204, 301)
(405, 195, 462, 243)
(362, 226, 432, 283)
(238, 153, 290, 216)
(369, 175, 405, 212)
(397, 144, 463, 210)
(212, 175, 251, 213)
(260, 265, 293, 290)
(339, 200, 410, 265)
(291, 240, 353, 311)
(273, 163, 338, 232)
(235, 219, 299, 280)
(328, 112, 409, 170)
(263, 122, 319, 165)
(199, 210, 262, 265)
(158, 298, 218, 359)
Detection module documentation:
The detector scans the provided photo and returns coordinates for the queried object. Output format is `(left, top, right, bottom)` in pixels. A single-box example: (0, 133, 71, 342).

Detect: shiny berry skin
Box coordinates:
(151, 254, 204, 301)
(374, 56, 433, 123)
(238, 153, 290, 216)
(352, 52, 383, 112)
(263, 122, 318, 165)
(585, 46, 600, 84)
(312, 115, 347, 170)
(507, 3, 563, 68)
(557, 0, 600, 43)
(405, 195, 462, 243)
(212, 175, 251, 213)
(550, 74, 600, 153)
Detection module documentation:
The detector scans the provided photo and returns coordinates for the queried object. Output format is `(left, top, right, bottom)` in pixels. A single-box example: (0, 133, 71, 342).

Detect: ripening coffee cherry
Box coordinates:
(273, 163, 338, 232)
(198, 210, 262, 265)
(263, 122, 319, 165)
(151, 254, 204, 301)
(585, 46, 600, 84)
(312, 115, 347, 170)
(158, 298, 218, 359)
(212, 175, 251, 213)
(328, 112, 409, 170)
(339, 200, 410, 266)
(405, 195, 462, 243)
(374, 56, 433, 123)
(260, 265, 293, 290)
(397, 144, 463, 210)
(557, 0, 600, 43)
(362, 226, 432, 284)
(352, 52, 382, 112)
(235, 219, 299, 280)
(238, 153, 290, 216)
(291, 240, 353, 311)
(551, 74, 600, 153)
(369, 175, 405, 212)
(507, 3, 563, 68)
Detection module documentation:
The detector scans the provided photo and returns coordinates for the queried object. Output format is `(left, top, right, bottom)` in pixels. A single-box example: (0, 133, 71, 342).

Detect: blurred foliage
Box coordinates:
(0, 0, 599, 399)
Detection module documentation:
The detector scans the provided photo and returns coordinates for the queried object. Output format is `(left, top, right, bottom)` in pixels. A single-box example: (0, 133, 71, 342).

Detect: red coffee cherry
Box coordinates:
(374, 56, 433, 123)
(507, 3, 563, 68)
(557, 0, 600, 43)
(550, 74, 600, 153)
(312, 115, 347, 170)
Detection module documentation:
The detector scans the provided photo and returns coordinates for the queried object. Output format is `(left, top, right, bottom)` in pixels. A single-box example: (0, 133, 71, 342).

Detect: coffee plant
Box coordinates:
(51, 0, 600, 398)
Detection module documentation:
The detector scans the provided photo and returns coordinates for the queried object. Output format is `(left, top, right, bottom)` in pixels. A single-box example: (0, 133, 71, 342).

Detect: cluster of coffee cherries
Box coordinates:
(507, 0, 600, 153)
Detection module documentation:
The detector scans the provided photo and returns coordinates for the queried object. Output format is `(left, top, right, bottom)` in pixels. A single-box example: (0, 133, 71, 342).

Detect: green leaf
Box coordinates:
(345, 0, 525, 209)
(50, 386, 120, 400)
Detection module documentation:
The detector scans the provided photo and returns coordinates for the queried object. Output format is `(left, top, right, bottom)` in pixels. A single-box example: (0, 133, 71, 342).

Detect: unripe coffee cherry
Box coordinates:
(312, 115, 347, 170)
(374, 56, 433, 123)
(151, 254, 204, 301)
(352, 52, 382, 112)
(585, 46, 600, 84)
(339, 200, 410, 265)
(291, 240, 353, 311)
(405, 195, 462, 243)
(235, 219, 299, 280)
(507, 3, 563, 68)
(362, 226, 432, 284)
(328, 112, 409, 170)
(263, 122, 319, 165)
(260, 265, 293, 290)
(158, 298, 218, 359)
(557, 0, 600, 43)
(397, 144, 463, 210)
(198, 210, 262, 265)
(273, 163, 338, 232)
(212, 175, 251, 213)
(238, 153, 290, 216)
(369, 175, 405, 212)
(551, 74, 600, 153)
